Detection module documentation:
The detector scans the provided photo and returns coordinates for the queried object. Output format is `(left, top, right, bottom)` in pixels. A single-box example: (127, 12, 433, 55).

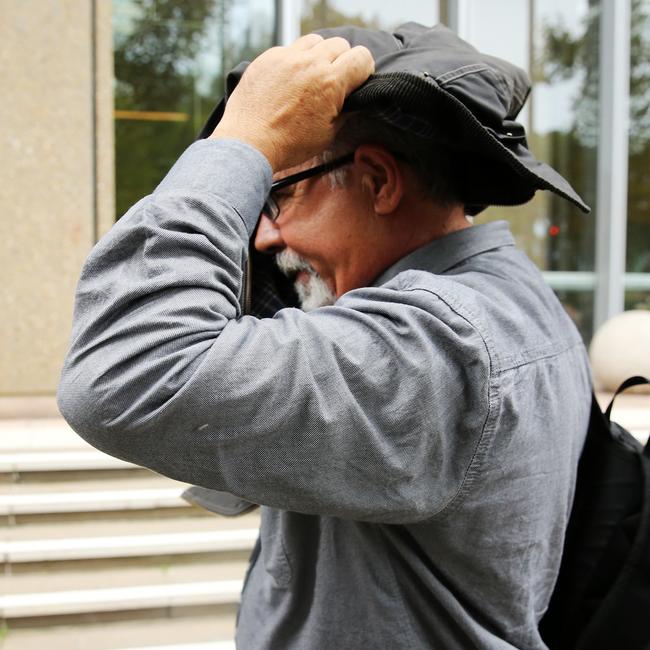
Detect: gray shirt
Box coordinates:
(58, 139, 593, 649)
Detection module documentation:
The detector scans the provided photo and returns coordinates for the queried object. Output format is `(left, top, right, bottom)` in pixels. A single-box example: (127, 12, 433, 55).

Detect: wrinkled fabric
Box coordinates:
(58, 139, 593, 649)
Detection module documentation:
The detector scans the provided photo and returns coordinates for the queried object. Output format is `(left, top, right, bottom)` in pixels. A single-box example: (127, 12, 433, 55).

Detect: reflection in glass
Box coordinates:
(301, 0, 440, 34)
(627, 0, 650, 279)
(113, 0, 275, 219)
(477, 0, 599, 282)
(625, 290, 650, 312)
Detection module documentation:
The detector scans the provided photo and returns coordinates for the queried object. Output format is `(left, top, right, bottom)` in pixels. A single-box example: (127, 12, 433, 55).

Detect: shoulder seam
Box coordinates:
(396, 285, 497, 520)
(495, 338, 585, 373)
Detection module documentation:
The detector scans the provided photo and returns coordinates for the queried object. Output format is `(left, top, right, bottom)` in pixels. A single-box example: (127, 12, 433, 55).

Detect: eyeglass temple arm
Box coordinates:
(270, 152, 355, 191)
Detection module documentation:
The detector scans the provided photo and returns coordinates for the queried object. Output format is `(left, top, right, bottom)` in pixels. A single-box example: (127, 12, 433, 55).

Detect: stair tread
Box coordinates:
(0, 475, 182, 496)
(0, 612, 237, 650)
(120, 641, 236, 650)
(0, 479, 194, 515)
(0, 419, 253, 638)
(2, 527, 259, 562)
(0, 579, 244, 619)
(0, 560, 249, 596)
(2, 512, 260, 542)
(0, 418, 86, 451)
(0, 450, 135, 472)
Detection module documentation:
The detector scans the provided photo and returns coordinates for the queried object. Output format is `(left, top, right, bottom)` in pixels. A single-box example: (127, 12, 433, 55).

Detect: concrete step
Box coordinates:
(0, 502, 258, 645)
(0, 579, 244, 618)
(0, 476, 190, 515)
(0, 415, 251, 649)
(2, 512, 260, 542)
(0, 486, 188, 515)
(1, 474, 171, 493)
(121, 641, 235, 650)
(0, 608, 238, 650)
(0, 396, 60, 420)
(0, 418, 86, 452)
(0, 450, 135, 473)
(1, 550, 249, 595)
(2, 527, 259, 562)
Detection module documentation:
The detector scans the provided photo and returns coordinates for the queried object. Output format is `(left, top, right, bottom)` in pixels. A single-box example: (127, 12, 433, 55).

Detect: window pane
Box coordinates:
(627, 0, 650, 279)
(625, 290, 650, 311)
(301, 0, 440, 33)
(113, 0, 275, 219)
(476, 0, 599, 281)
(447, 0, 601, 341)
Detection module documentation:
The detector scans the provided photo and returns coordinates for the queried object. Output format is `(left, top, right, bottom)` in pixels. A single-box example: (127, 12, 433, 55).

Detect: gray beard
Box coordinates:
(275, 250, 336, 311)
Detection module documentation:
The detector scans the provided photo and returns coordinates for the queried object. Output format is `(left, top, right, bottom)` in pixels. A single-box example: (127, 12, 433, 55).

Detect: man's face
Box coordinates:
(254, 156, 373, 310)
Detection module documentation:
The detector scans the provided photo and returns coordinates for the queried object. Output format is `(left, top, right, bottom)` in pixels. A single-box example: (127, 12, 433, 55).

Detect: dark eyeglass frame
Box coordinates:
(262, 152, 355, 222)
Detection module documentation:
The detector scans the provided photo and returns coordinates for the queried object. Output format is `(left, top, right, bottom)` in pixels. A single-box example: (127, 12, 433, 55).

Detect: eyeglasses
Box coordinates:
(262, 152, 355, 222)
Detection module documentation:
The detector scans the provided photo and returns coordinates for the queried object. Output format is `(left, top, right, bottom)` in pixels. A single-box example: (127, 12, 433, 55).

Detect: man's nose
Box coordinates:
(254, 214, 286, 254)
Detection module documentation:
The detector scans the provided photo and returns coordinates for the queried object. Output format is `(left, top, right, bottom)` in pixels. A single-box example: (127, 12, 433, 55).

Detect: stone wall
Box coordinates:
(0, 0, 113, 396)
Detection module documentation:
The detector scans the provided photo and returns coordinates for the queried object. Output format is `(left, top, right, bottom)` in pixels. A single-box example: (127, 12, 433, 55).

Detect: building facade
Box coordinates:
(1, 0, 648, 399)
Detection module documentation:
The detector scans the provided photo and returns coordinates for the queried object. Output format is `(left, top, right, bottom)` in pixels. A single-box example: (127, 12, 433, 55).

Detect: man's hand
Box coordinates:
(210, 34, 374, 171)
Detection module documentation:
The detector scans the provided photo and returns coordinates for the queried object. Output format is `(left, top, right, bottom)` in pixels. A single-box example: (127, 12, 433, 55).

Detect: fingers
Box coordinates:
(311, 36, 351, 62)
(332, 46, 375, 94)
(291, 34, 355, 64)
(224, 35, 375, 171)
(290, 33, 323, 50)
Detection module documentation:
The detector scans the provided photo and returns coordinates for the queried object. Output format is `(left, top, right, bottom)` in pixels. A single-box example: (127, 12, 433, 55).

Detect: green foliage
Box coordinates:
(114, 0, 218, 111)
(115, 120, 194, 218)
(536, 0, 650, 275)
(300, 0, 379, 34)
(536, 24, 581, 82)
(113, 0, 274, 219)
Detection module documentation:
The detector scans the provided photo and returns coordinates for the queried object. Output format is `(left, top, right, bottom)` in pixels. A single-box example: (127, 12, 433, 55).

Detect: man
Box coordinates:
(59, 24, 593, 649)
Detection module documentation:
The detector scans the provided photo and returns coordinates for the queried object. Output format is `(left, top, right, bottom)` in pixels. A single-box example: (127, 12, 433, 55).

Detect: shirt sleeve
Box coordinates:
(57, 138, 491, 524)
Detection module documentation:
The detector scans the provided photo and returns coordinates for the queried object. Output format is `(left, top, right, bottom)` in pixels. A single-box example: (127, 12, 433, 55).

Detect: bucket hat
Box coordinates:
(198, 22, 590, 215)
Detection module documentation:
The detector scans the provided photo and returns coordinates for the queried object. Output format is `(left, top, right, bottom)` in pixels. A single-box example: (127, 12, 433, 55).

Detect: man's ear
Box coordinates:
(354, 145, 404, 215)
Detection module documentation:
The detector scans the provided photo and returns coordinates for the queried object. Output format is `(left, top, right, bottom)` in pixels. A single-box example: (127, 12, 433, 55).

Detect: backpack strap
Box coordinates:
(604, 375, 649, 422)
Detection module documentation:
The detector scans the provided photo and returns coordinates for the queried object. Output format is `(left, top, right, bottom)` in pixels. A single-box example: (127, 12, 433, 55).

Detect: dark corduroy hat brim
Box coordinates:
(198, 22, 590, 215)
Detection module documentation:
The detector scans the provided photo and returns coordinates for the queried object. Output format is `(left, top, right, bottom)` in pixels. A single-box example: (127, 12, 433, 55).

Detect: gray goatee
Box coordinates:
(275, 250, 336, 311)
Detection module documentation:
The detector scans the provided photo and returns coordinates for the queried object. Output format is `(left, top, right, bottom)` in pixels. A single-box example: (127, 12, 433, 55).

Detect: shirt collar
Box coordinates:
(372, 220, 515, 287)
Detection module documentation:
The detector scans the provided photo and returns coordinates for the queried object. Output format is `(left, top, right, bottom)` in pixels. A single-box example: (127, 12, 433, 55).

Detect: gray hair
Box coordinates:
(323, 113, 461, 207)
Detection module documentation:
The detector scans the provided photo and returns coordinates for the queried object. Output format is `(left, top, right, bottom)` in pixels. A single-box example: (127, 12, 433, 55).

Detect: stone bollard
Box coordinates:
(589, 309, 650, 393)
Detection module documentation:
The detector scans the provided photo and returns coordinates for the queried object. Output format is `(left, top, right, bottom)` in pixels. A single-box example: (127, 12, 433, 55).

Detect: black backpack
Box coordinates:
(539, 376, 650, 649)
